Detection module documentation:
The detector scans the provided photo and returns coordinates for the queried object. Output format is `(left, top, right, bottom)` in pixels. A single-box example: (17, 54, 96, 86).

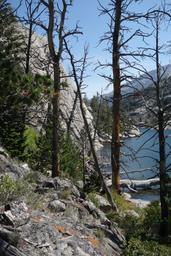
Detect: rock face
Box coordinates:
(20, 25, 102, 150)
(0, 174, 124, 256)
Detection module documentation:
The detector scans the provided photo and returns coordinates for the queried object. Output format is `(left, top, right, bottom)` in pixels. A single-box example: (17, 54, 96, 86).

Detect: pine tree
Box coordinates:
(90, 95, 112, 135)
(0, 1, 45, 159)
(0, 1, 25, 157)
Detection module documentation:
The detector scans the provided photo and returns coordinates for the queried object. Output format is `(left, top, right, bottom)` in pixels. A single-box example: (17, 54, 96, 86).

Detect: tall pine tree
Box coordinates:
(0, 1, 25, 157)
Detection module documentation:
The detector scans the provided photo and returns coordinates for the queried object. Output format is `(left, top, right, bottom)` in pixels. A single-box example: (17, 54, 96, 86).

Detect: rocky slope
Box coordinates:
(0, 150, 124, 256)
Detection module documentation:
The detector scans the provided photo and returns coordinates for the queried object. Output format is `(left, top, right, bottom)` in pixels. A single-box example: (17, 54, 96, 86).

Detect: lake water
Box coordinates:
(100, 128, 171, 180)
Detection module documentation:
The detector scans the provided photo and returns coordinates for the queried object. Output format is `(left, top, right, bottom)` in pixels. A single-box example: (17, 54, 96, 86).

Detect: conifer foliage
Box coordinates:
(0, 0, 26, 157)
(0, 1, 47, 159)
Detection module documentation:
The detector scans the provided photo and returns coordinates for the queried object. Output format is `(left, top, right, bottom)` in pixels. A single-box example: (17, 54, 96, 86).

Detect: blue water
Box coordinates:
(100, 128, 171, 180)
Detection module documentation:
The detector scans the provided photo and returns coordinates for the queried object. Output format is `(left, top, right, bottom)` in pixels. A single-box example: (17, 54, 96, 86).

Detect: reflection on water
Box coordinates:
(100, 128, 171, 180)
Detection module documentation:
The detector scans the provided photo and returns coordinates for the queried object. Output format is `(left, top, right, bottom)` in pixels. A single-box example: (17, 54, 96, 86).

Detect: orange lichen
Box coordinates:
(65, 228, 76, 236)
(86, 236, 100, 248)
(53, 225, 66, 233)
(52, 225, 77, 237)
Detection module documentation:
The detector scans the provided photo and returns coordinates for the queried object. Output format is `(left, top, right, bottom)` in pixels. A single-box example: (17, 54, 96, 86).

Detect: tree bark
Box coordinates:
(25, 22, 32, 74)
(111, 0, 122, 193)
(155, 16, 168, 237)
(67, 90, 79, 135)
(44, 0, 67, 177)
(52, 62, 60, 177)
(40, 0, 80, 177)
(158, 111, 168, 237)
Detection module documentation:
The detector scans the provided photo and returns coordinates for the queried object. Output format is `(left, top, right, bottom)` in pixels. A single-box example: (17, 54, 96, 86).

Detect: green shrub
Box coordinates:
(123, 238, 171, 256)
(122, 214, 144, 240)
(0, 175, 31, 203)
(23, 127, 39, 160)
(0, 175, 17, 202)
(106, 210, 119, 222)
(59, 188, 72, 200)
(120, 200, 161, 240)
(0, 175, 44, 209)
(143, 201, 161, 239)
(88, 192, 100, 208)
(25, 191, 44, 210)
(106, 209, 143, 240)
(24, 171, 43, 184)
(122, 201, 170, 254)
(95, 228, 105, 241)
(27, 122, 83, 180)
(106, 197, 161, 243)
(111, 191, 133, 211)
(104, 192, 144, 240)
(60, 135, 83, 180)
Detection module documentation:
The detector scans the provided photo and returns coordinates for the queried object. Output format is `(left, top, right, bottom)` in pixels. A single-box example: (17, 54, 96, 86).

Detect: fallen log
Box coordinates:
(106, 178, 160, 191)
(121, 178, 160, 190)
(0, 237, 27, 256)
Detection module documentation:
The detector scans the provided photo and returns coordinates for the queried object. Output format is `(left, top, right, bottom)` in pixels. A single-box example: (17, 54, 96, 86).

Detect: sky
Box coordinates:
(9, 0, 171, 98)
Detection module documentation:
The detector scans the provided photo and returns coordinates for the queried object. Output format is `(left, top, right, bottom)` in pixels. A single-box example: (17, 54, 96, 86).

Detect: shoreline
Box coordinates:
(99, 125, 171, 144)
(124, 190, 160, 208)
(105, 176, 160, 208)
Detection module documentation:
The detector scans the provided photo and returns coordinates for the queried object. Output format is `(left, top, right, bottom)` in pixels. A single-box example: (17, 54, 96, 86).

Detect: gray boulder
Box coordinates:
(95, 194, 112, 213)
(0, 149, 29, 180)
(48, 200, 66, 212)
(2, 201, 30, 227)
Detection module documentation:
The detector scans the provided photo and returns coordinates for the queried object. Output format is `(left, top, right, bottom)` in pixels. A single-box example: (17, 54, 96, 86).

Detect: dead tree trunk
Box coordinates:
(136, 12, 170, 237)
(47, 0, 62, 177)
(40, 0, 80, 177)
(67, 90, 79, 135)
(158, 111, 168, 236)
(65, 42, 118, 211)
(18, 0, 41, 74)
(40, 0, 67, 177)
(98, 0, 153, 193)
(111, 0, 122, 193)
(25, 21, 32, 74)
(154, 16, 168, 237)
(51, 62, 61, 177)
(93, 93, 102, 141)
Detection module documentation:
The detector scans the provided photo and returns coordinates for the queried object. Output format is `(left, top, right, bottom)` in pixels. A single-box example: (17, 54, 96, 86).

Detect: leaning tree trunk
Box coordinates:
(67, 90, 79, 135)
(78, 87, 118, 211)
(111, 0, 122, 193)
(64, 46, 118, 211)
